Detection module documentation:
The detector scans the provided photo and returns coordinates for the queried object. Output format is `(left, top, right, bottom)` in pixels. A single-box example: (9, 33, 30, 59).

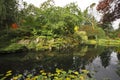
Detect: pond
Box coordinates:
(0, 45, 120, 80)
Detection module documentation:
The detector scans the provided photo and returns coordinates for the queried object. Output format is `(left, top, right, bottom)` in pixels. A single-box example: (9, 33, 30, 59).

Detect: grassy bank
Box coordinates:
(0, 31, 81, 53)
(86, 39, 120, 46)
(0, 34, 120, 53)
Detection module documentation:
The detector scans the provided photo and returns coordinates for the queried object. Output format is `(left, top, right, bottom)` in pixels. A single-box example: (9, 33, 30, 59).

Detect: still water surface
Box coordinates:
(0, 45, 120, 80)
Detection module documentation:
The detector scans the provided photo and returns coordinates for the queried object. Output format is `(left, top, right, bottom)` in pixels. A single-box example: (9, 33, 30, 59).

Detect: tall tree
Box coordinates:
(0, 0, 19, 28)
(97, 0, 120, 23)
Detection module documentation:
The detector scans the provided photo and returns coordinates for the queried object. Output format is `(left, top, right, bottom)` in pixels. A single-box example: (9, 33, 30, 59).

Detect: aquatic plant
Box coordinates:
(0, 69, 95, 80)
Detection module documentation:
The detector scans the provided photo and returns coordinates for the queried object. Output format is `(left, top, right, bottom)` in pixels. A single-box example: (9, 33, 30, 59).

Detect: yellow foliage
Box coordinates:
(2, 69, 91, 80)
(25, 78, 31, 80)
(74, 71, 79, 75)
(80, 76, 84, 80)
(81, 70, 89, 74)
(87, 40, 97, 44)
(54, 76, 59, 79)
(40, 70, 44, 73)
(43, 76, 47, 78)
(6, 70, 12, 73)
(42, 72, 46, 76)
(33, 76, 39, 80)
(5, 73, 12, 77)
(69, 75, 75, 78)
(12, 76, 18, 80)
(56, 68, 62, 74)
(66, 77, 71, 80)
(74, 26, 79, 32)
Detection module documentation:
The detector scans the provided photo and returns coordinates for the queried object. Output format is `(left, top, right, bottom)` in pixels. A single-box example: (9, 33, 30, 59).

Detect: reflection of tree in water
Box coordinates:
(71, 45, 106, 71)
(117, 52, 120, 61)
(115, 47, 120, 76)
(71, 46, 88, 71)
(71, 56, 86, 71)
(100, 49, 112, 68)
(0, 46, 106, 78)
(116, 52, 120, 77)
(41, 54, 73, 72)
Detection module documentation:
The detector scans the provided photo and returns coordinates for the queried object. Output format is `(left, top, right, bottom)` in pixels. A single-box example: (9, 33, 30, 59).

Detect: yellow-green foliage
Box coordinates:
(0, 70, 12, 80)
(74, 26, 79, 32)
(73, 46, 88, 56)
(0, 43, 24, 52)
(79, 26, 106, 39)
(0, 69, 93, 80)
(98, 39, 120, 46)
(75, 31, 88, 42)
(86, 40, 97, 45)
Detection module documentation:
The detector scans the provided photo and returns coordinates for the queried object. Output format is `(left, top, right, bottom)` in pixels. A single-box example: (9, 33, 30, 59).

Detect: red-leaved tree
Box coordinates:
(97, 0, 120, 23)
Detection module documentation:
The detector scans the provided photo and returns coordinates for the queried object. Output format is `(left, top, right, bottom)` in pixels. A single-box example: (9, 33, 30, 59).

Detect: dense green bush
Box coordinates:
(19, 0, 91, 37)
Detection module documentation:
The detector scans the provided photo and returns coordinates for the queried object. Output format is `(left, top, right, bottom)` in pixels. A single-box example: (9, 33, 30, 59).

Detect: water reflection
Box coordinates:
(90, 51, 120, 80)
(99, 48, 112, 68)
(117, 53, 120, 61)
(0, 45, 120, 80)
